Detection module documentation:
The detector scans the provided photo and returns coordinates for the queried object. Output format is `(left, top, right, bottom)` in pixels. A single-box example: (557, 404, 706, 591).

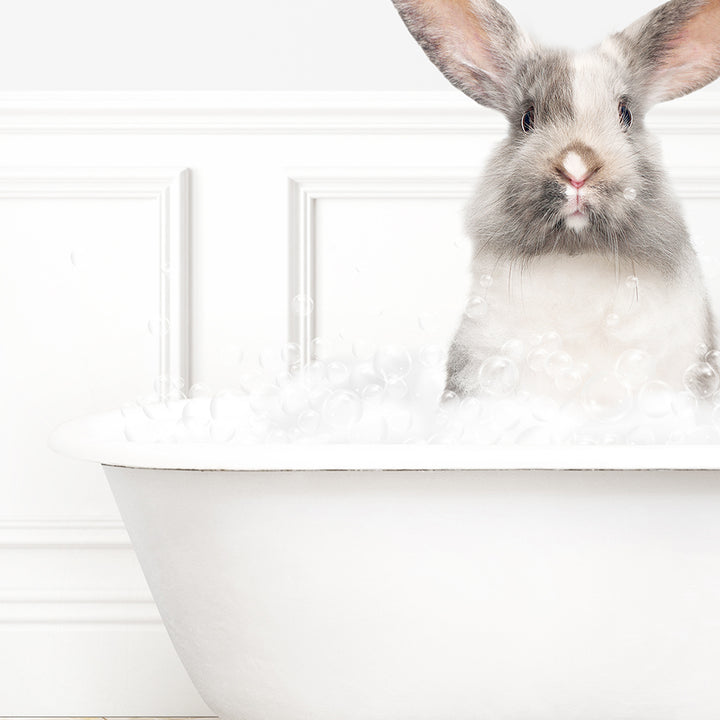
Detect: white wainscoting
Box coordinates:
(0, 91, 719, 715)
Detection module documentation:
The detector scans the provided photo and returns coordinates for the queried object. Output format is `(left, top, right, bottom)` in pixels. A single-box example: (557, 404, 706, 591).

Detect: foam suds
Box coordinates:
(122, 337, 720, 446)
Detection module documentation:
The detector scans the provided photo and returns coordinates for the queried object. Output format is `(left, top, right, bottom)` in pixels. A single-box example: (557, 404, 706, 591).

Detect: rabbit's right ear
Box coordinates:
(391, 0, 531, 113)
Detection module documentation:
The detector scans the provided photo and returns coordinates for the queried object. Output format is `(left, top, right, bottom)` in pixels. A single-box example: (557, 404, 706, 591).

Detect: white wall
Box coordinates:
(1, 0, 720, 715)
(0, 0, 669, 91)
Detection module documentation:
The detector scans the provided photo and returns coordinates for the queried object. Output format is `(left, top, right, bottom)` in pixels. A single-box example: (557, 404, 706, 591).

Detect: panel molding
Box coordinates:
(288, 167, 477, 364)
(287, 166, 720, 363)
(0, 167, 191, 397)
(0, 90, 719, 134)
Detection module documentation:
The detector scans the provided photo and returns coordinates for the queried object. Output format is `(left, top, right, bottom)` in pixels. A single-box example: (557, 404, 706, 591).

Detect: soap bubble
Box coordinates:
(281, 382, 311, 415)
(259, 346, 283, 371)
(555, 366, 584, 393)
(311, 337, 335, 361)
(464, 297, 488, 320)
(624, 187, 637, 201)
(581, 375, 632, 422)
(322, 390, 362, 429)
(683, 362, 719, 399)
(303, 360, 326, 386)
(615, 349, 653, 389)
(374, 345, 412, 381)
(605, 313, 620, 328)
(352, 339, 376, 361)
(327, 361, 350, 386)
(362, 383, 384, 403)
(638, 381, 674, 418)
(147, 317, 170, 337)
(477, 273, 494, 289)
(291, 294, 314, 317)
(545, 351, 572, 378)
(419, 345, 447, 368)
(385, 378, 408, 401)
(478, 356, 519, 397)
(527, 347, 550, 373)
(210, 390, 245, 420)
(501, 339, 525, 362)
(539, 331, 562, 353)
(281, 342, 302, 366)
(249, 383, 282, 416)
(440, 389, 459, 405)
(210, 421, 236, 443)
(297, 409, 321, 434)
(672, 391, 698, 421)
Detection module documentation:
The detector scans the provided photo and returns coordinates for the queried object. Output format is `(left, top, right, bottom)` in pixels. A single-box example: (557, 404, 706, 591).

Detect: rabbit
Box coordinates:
(391, 0, 720, 400)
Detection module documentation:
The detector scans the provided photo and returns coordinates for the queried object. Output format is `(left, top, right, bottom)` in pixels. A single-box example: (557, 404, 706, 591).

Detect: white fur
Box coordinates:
(467, 254, 705, 392)
(562, 151, 587, 181)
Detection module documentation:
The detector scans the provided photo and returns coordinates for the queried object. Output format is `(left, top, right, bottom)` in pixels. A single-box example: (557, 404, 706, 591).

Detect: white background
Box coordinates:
(0, 0, 668, 90)
(1, 0, 720, 716)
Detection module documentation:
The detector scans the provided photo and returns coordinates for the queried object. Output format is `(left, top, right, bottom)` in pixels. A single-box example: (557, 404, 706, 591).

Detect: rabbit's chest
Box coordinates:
(471, 254, 707, 382)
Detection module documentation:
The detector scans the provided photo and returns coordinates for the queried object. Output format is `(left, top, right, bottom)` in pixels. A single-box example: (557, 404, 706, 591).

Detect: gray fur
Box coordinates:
(391, 0, 720, 396)
(390, 0, 530, 114)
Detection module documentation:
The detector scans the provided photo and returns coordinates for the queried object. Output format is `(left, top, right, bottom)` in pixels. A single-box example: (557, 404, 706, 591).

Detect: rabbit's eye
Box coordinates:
(618, 102, 632, 129)
(521, 106, 535, 133)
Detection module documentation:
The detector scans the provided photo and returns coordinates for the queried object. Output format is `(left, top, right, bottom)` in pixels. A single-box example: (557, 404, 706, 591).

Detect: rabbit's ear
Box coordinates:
(610, 0, 720, 104)
(391, 0, 531, 112)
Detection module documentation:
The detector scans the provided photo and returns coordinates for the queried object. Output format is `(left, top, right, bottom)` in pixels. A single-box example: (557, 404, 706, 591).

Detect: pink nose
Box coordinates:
(569, 177, 586, 189)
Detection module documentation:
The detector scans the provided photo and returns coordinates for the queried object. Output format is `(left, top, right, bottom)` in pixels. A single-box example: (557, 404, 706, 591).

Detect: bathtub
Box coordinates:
(51, 410, 720, 720)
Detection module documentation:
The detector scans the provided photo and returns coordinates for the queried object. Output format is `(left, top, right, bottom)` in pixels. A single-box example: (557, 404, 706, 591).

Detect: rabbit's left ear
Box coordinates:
(609, 0, 720, 104)
(390, 0, 532, 113)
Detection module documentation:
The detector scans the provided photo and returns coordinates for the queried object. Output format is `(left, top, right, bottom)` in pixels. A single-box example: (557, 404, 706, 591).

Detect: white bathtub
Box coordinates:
(51, 411, 720, 719)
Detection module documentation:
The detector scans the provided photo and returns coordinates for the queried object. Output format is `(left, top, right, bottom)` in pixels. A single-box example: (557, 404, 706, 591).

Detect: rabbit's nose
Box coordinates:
(556, 145, 601, 188)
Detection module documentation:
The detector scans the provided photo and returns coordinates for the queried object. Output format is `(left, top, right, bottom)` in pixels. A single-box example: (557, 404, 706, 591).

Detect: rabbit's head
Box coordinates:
(392, 0, 720, 269)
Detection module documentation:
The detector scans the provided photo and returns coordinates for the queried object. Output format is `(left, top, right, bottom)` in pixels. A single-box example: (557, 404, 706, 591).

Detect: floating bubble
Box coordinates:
(477, 273, 494, 289)
(297, 409, 321, 434)
(352, 339, 376, 361)
(464, 297, 488, 320)
(281, 382, 311, 415)
(419, 345, 447, 368)
(499, 339, 523, 362)
(527, 347, 550, 373)
(539, 331, 562, 353)
(281, 342, 302, 366)
(605, 313, 620, 328)
(385, 377, 408, 401)
(683, 361, 719, 399)
(459, 396, 483, 421)
(374, 345, 412, 381)
(210, 420, 236, 443)
(478, 356, 519, 397)
(210, 390, 245, 420)
(672, 390, 698, 421)
(615, 348, 653, 389)
(638, 380, 674, 418)
(323, 390, 362, 429)
(545, 351, 573, 378)
(291, 294, 314, 317)
(249, 383, 282, 416)
(362, 383, 384, 403)
(581, 375, 632, 422)
(530, 395, 560, 423)
(624, 187, 637, 201)
(311, 337, 334, 362)
(327, 361, 350, 386)
(147, 317, 170, 337)
(440, 390, 458, 405)
(259, 346, 282, 371)
(188, 382, 212, 399)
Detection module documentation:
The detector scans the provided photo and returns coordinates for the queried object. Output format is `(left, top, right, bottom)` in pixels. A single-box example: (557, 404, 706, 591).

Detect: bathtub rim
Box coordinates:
(50, 409, 720, 472)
